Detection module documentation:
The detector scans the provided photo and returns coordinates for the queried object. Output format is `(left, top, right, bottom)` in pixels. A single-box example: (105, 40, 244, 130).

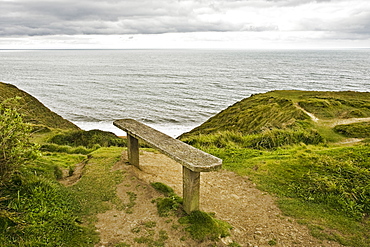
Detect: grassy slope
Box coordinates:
(179, 90, 370, 246)
(0, 83, 127, 246)
(180, 90, 370, 138)
(0, 82, 80, 130)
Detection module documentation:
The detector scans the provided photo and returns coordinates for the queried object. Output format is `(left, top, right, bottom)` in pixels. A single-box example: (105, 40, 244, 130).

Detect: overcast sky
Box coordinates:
(1, 0, 369, 49)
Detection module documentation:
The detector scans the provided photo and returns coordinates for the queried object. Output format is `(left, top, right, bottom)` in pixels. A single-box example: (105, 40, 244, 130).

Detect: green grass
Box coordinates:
(178, 91, 370, 246)
(197, 143, 370, 246)
(70, 147, 125, 218)
(334, 122, 370, 138)
(48, 129, 126, 148)
(178, 211, 232, 241)
(0, 82, 80, 130)
(151, 182, 183, 217)
(0, 146, 126, 246)
(179, 90, 370, 147)
(0, 170, 98, 246)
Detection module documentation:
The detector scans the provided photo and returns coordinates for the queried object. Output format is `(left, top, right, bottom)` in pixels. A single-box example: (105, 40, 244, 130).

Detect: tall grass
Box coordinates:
(48, 129, 126, 148)
(0, 174, 97, 246)
(334, 122, 370, 138)
(181, 128, 324, 150)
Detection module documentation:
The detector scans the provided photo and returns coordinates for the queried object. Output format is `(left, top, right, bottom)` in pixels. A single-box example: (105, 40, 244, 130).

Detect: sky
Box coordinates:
(1, 0, 369, 49)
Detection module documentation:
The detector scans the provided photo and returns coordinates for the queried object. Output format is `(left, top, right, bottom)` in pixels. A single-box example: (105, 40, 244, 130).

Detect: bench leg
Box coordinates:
(127, 134, 140, 169)
(183, 166, 200, 214)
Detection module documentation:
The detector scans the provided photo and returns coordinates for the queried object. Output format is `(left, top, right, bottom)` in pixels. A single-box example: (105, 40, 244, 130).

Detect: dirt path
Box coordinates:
(95, 151, 343, 247)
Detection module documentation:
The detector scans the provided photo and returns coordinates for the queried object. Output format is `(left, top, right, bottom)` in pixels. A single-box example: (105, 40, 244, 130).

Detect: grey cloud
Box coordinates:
(0, 0, 369, 38)
(0, 0, 245, 36)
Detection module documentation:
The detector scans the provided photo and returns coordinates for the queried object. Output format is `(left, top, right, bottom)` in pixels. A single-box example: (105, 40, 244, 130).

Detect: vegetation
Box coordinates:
(179, 90, 370, 246)
(151, 182, 183, 217)
(0, 98, 40, 185)
(0, 85, 127, 246)
(0, 82, 79, 130)
(0, 98, 97, 246)
(334, 122, 370, 138)
(179, 211, 232, 241)
(48, 129, 126, 148)
(151, 182, 232, 242)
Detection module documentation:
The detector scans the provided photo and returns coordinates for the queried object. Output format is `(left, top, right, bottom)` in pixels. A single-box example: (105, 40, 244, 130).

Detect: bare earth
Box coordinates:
(94, 151, 343, 247)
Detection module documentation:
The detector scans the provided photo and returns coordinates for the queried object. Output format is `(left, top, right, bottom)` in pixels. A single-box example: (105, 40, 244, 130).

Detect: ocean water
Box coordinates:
(1, 49, 369, 137)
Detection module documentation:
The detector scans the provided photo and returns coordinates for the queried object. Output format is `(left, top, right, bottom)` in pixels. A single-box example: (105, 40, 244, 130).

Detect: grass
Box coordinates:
(178, 211, 232, 241)
(151, 182, 183, 217)
(150, 182, 232, 243)
(0, 142, 125, 246)
(196, 143, 370, 246)
(131, 221, 169, 247)
(0, 82, 80, 130)
(178, 90, 370, 246)
(334, 122, 370, 138)
(70, 147, 125, 219)
(48, 129, 126, 148)
(0, 167, 98, 246)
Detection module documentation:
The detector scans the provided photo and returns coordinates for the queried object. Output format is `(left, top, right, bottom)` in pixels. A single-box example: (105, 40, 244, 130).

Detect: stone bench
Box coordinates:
(113, 119, 222, 214)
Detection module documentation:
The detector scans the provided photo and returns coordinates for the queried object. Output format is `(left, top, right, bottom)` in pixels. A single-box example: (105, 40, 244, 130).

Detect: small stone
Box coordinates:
(231, 194, 240, 200)
(221, 236, 233, 245)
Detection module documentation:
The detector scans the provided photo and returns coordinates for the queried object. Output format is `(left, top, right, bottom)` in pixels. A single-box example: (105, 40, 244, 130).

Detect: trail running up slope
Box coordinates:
(94, 151, 343, 247)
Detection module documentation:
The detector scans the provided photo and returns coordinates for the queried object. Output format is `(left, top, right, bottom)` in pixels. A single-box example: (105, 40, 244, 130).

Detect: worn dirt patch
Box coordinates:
(59, 161, 87, 187)
(94, 151, 343, 247)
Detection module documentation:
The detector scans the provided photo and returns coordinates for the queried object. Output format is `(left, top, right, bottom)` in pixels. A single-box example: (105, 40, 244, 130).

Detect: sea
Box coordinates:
(1, 49, 369, 137)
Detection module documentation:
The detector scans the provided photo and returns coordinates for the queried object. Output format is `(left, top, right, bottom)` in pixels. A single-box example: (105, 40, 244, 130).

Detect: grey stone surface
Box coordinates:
(114, 119, 222, 172)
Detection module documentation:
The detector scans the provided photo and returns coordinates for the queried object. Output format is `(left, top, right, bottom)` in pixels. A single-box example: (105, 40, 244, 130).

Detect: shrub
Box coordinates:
(0, 98, 40, 186)
(48, 129, 126, 148)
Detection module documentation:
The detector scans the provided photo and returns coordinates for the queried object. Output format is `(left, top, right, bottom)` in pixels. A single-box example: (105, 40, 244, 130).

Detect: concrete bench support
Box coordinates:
(113, 119, 222, 214)
(127, 134, 139, 168)
(183, 167, 200, 213)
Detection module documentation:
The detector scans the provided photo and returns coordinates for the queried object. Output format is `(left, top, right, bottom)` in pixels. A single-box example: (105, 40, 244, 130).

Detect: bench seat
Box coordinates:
(114, 119, 222, 172)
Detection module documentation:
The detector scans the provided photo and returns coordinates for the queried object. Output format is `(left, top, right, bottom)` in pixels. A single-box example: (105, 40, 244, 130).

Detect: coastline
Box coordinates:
(74, 120, 197, 138)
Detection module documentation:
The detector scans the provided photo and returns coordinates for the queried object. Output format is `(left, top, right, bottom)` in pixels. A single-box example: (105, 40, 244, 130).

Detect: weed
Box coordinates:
(179, 211, 232, 241)
(228, 242, 241, 247)
(144, 221, 157, 228)
(132, 223, 168, 247)
(151, 182, 183, 217)
(268, 239, 277, 245)
(115, 243, 131, 247)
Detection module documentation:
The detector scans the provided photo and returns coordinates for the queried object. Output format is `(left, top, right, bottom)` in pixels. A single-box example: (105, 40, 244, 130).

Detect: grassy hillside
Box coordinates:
(180, 90, 370, 148)
(181, 90, 370, 136)
(0, 82, 79, 130)
(180, 90, 370, 246)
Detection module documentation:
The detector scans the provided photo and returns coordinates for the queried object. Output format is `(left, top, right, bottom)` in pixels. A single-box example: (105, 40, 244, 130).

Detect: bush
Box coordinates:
(0, 98, 40, 186)
(48, 129, 126, 148)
